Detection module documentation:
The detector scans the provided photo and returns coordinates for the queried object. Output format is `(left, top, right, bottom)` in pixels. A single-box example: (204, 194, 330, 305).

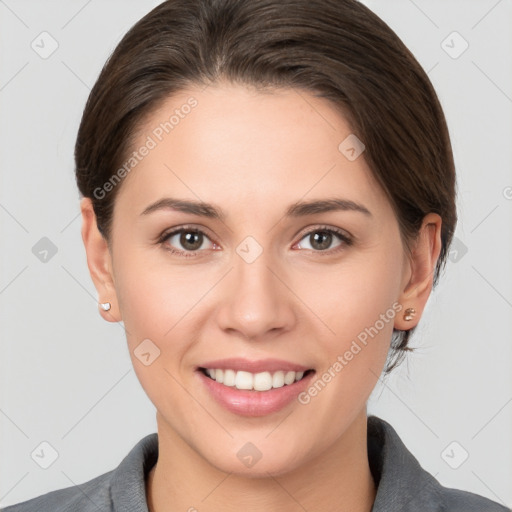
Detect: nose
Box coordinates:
(215, 248, 297, 342)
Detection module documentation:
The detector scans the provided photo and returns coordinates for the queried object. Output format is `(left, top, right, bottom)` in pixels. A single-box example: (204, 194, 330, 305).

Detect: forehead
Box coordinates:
(114, 83, 389, 221)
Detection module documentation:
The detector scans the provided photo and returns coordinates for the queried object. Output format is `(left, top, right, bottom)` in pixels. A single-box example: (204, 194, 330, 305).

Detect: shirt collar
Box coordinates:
(111, 431, 158, 512)
(367, 415, 441, 511)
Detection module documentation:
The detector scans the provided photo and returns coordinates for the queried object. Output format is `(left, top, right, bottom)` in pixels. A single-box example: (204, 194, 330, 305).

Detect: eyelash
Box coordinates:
(157, 224, 353, 258)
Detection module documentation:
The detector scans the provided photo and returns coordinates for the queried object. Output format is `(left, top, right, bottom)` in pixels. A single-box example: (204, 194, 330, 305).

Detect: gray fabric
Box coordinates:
(2, 415, 509, 511)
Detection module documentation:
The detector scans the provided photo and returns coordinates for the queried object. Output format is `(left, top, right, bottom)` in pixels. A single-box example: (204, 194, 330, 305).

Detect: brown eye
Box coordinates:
(309, 231, 334, 251)
(160, 227, 215, 257)
(295, 227, 352, 253)
(178, 230, 204, 251)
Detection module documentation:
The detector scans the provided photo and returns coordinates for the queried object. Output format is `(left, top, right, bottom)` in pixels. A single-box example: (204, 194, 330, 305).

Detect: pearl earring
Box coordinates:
(99, 302, 111, 311)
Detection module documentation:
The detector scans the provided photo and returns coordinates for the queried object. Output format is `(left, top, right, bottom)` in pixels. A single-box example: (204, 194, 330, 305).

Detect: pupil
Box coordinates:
(312, 231, 331, 250)
(181, 231, 201, 250)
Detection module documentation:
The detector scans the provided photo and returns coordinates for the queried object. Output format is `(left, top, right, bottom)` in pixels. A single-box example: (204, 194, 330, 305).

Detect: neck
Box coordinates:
(146, 409, 376, 512)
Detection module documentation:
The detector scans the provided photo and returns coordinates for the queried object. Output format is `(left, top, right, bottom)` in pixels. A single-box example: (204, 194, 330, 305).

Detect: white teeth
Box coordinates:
(272, 371, 285, 388)
(253, 371, 273, 391)
(203, 368, 309, 390)
(223, 369, 236, 387)
(235, 371, 253, 390)
(284, 371, 296, 385)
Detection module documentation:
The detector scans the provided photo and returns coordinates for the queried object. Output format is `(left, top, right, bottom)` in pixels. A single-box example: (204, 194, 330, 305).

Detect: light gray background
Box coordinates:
(1, 0, 511, 508)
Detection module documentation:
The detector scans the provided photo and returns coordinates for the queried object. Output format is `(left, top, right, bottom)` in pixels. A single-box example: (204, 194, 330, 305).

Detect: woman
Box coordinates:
(2, 0, 508, 511)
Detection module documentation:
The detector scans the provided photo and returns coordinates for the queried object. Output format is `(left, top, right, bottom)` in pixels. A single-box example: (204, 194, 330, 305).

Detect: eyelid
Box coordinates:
(158, 223, 353, 256)
(294, 224, 352, 243)
(157, 224, 218, 253)
(158, 224, 215, 243)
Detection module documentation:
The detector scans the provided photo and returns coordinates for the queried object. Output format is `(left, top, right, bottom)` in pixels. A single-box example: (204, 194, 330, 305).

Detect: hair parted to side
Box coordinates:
(74, 0, 457, 373)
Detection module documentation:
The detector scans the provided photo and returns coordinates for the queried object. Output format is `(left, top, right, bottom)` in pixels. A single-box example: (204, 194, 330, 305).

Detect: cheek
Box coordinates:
(113, 250, 220, 393)
(114, 247, 197, 338)
(292, 256, 402, 429)
(308, 250, 402, 334)
(296, 243, 404, 381)
(113, 258, 198, 411)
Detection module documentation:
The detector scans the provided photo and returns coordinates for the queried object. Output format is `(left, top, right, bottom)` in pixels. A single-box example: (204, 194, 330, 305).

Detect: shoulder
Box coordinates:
(368, 415, 510, 512)
(0, 470, 114, 512)
(408, 474, 510, 511)
(1, 433, 158, 512)
(436, 485, 511, 512)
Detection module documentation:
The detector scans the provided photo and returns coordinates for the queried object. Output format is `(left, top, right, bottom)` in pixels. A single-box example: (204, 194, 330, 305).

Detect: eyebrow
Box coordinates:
(140, 197, 372, 219)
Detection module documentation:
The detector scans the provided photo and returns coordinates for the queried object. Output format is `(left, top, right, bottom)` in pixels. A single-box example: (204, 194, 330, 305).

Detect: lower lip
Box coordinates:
(197, 370, 315, 417)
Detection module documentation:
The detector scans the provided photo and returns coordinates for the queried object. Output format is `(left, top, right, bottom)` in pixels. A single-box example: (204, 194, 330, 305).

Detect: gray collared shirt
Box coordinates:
(2, 415, 509, 511)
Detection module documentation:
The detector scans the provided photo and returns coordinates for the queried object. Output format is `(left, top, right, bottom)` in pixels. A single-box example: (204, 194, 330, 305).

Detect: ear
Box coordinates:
(80, 197, 121, 322)
(394, 212, 442, 330)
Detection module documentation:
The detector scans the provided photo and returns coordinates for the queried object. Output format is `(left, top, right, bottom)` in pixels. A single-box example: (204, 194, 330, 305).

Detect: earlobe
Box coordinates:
(395, 213, 442, 330)
(80, 197, 121, 323)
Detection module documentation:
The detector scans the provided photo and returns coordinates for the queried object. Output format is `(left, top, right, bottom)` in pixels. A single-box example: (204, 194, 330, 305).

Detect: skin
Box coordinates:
(80, 82, 442, 512)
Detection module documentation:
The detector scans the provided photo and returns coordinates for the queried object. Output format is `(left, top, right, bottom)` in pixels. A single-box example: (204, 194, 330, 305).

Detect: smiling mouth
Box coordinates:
(198, 367, 315, 391)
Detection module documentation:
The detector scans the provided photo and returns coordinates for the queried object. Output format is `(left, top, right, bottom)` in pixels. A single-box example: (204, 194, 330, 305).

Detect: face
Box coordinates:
(83, 82, 431, 477)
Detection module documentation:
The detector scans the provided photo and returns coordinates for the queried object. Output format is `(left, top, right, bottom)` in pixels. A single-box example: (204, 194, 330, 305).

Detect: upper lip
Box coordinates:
(198, 358, 313, 374)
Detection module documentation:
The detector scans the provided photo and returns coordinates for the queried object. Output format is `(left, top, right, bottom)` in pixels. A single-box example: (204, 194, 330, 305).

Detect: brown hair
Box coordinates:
(74, 0, 457, 373)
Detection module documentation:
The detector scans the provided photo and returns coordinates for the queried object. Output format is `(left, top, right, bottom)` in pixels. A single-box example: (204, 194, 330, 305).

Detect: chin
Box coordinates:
(202, 440, 310, 479)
